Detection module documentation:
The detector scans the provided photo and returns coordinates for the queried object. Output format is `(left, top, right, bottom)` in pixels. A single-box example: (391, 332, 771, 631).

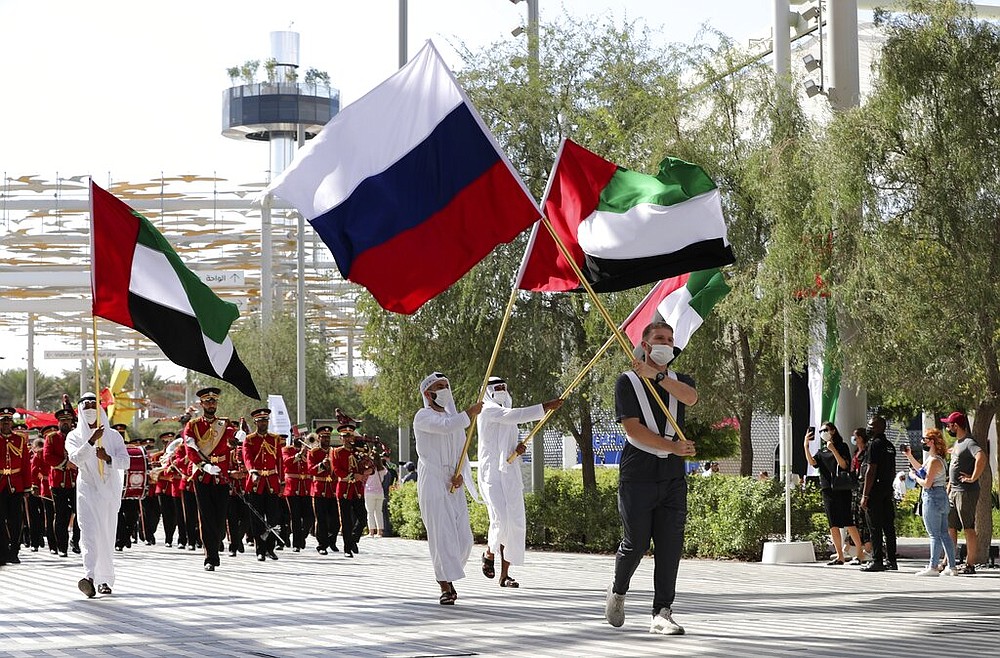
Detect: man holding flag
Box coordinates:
(606, 321, 697, 636)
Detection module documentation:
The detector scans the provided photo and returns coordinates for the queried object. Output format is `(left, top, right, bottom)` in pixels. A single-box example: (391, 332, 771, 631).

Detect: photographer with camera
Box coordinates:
(859, 417, 898, 572)
(803, 423, 864, 565)
(904, 428, 957, 576)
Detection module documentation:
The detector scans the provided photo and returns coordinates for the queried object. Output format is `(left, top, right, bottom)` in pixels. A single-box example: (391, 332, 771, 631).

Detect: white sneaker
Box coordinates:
(914, 566, 940, 577)
(940, 567, 958, 576)
(650, 607, 685, 635)
(604, 584, 625, 628)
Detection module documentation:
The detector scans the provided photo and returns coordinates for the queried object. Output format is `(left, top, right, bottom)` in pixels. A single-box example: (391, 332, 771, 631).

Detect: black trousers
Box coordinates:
(339, 496, 366, 553)
(52, 487, 79, 553)
(227, 493, 249, 551)
(194, 481, 229, 567)
(182, 490, 200, 547)
(287, 495, 314, 549)
(158, 493, 177, 544)
(313, 497, 339, 550)
(613, 477, 687, 615)
(116, 499, 140, 548)
(0, 489, 24, 563)
(27, 495, 49, 549)
(865, 490, 897, 566)
(141, 494, 160, 543)
(248, 492, 283, 555)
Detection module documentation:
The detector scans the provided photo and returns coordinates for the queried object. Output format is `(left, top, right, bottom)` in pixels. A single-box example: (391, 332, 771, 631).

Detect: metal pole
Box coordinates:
(26, 313, 35, 408)
(783, 306, 792, 543)
(260, 195, 273, 327)
(80, 325, 87, 396)
(773, 0, 791, 86)
(133, 338, 141, 422)
(525, 0, 545, 495)
(296, 126, 307, 430)
(399, 0, 408, 68)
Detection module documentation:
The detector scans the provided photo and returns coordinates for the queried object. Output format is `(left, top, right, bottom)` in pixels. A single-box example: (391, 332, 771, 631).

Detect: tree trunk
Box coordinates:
(972, 402, 996, 564)
(738, 403, 755, 477)
(576, 400, 597, 493)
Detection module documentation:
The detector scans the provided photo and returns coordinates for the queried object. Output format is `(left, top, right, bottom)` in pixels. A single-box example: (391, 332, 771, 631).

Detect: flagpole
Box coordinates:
(505, 281, 664, 463)
(448, 285, 519, 493)
(537, 217, 688, 440)
(92, 315, 104, 479)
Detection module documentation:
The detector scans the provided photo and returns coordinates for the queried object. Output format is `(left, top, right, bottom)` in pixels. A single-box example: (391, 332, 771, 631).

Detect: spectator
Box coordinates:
(940, 411, 987, 574)
(859, 416, 898, 572)
(904, 428, 957, 576)
(847, 428, 872, 565)
(400, 461, 417, 484)
(803, 422, 864, 565)
(700, 461, 719, 477)
(364, 456, 389, 537)
(892, 472, 908, 502)
(757, 471, 770, 481)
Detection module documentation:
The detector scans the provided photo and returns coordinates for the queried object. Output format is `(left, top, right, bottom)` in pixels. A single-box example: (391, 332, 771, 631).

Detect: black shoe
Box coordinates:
(236, 543, 245, 554)
(331, 545, 339, 552)
(50, 548, 58, 555)
(31, 546, 38, 552)
(60, 551, 68, 558)
(165, 542, 172, 548)
(229, 550, 237, 557)
(860, 562, 886, 572)
(97, 584, 112, 595)
(275, 544, 284, 551)
(886, 562, 898, 571)
(177, 544, 186, 550)
(317, 547, 328, 556)
(188, 545, 196, 551)
(293, 547, 300, 553)
(345, 550, 354, 558)
(115, 546, 123, 552)
(204, 563, 215, 572)
(257, 554, 266, 562)
(8, 555, 19, 564)
(71, 545, 81, 554)
(78, 577, 96, 598)
(267, 551, 278, 561)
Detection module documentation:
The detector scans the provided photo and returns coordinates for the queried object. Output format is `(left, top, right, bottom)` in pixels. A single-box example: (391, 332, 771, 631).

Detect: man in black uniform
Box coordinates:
(859, 416, 897, 572)
(605, 322, 697, 636)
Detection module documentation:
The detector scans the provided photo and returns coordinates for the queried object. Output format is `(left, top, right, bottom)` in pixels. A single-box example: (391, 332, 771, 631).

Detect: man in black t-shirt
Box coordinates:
(859, 416, 897, 571)
(605, 322, 697, 636)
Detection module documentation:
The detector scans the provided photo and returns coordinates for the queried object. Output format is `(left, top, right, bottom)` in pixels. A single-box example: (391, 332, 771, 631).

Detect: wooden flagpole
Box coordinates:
(536, 216, 688, 440)
(448, 286, 519, 493)
(92, 315, 104, 478)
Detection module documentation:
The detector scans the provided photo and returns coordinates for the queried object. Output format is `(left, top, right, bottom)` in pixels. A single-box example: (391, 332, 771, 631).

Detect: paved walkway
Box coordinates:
(1, 532, 998, 657)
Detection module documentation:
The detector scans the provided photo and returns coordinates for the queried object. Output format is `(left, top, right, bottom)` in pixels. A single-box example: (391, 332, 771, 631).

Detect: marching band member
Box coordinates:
(282, 434, 314, 552)
(28, 436, 56, 553)
(0, 407, 30, 567)
(154, 433, 180, 547)
(413, 373, 482, 605)
(183, 387, 243, 572)
(66, 393, 129, 597)
(44, 408, 80, 556)
(308, 426, 340, 555)
(113, 423, 140, 551)
(331, 413, 373, 558)
(227, 427, 250, 558)
(243, 408, 284, 562)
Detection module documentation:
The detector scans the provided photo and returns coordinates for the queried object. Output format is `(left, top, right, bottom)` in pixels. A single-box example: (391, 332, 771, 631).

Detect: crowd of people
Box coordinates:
(804, 411, 988, 576)
(0, 388, 399, 596)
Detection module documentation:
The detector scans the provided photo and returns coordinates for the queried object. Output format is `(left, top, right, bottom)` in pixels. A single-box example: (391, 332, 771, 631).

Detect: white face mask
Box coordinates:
(431, 388, 454, 409)
(82, 408, 98, 425)
(492, 390, 512, 408)
(648, 344, 676, 367)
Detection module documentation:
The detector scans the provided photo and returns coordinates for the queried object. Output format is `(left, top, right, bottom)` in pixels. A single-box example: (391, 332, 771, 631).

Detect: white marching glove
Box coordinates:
(184, 436, 197, 448)
(203, 463, 222, 476)
(235, 429, 247, 443)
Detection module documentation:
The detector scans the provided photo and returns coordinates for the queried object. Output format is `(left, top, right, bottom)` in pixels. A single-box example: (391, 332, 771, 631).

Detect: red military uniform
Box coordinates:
(183, 416, 237, 485)
(0, 429, 29, 493)
(308, 447, 337, 498)
(43, 429, 78, 490)
(243, 431, 284, 495)
(30, 449, 52, 499)
(331, 445, 366, 500)
(282, 444, 312, 498)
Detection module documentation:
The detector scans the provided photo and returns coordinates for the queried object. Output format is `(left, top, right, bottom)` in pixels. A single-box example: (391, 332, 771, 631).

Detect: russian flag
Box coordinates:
(264, 41, 541, 314)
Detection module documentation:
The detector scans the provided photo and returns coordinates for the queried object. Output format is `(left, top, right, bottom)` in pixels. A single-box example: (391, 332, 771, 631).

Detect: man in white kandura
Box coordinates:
(66, 393, 130, 598)
(476, 376, 562, 588)
(413, 372, 482, 605)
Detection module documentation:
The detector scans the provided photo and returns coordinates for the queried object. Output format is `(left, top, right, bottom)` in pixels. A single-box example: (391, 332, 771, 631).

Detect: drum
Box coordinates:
(123, 445, 148, 500)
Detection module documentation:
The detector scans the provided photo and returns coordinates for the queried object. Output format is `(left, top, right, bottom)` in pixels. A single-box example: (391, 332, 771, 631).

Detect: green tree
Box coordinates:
(818, 0, 1000, 557)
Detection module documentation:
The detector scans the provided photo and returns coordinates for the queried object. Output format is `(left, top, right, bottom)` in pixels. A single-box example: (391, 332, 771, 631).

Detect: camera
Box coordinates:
(898, 441, 911, 453)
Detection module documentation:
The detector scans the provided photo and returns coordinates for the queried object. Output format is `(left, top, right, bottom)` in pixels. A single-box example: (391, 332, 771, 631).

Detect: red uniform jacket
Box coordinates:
(31, 450, 52, 499)
(0, 431, 30, 493)
(43, 430, 78, 489)
(331, 446, 366, 500)
(183, 417, 237, 485)
(242, 432, 283, 495)
(282, 445, 312, 497)
(169, 449, 190, 497)
(307, 446, 336, 498)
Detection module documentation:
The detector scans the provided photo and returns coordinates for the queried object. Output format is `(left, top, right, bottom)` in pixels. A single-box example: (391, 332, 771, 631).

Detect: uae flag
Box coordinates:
(621, 268, 730, 355)
(90, 182, 260, 400)
(517, 139, 735, 292)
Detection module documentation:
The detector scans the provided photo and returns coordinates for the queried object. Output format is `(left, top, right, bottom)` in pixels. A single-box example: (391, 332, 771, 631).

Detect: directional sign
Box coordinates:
(196, 271, 245, 287)
(45, 350, 164, 360)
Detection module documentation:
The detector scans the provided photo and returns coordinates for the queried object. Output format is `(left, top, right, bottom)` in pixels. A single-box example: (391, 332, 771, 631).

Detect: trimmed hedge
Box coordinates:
(389, 469, 830, 560)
